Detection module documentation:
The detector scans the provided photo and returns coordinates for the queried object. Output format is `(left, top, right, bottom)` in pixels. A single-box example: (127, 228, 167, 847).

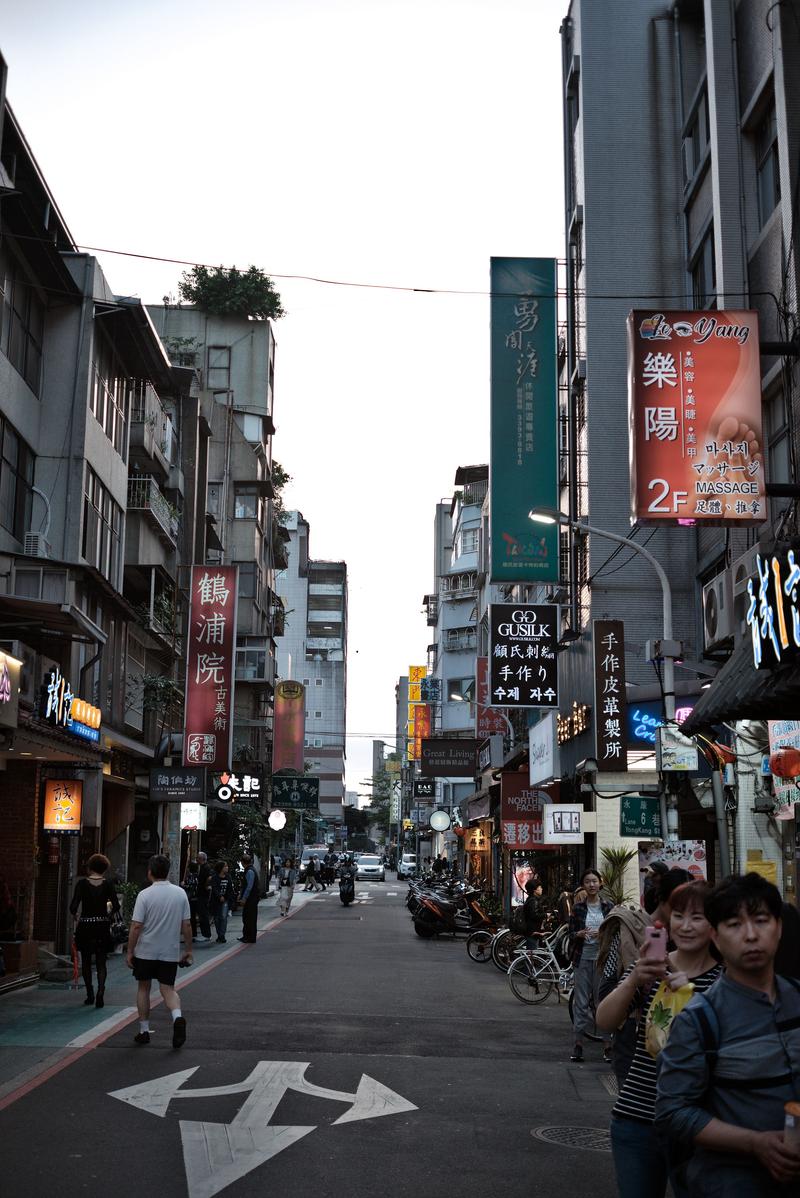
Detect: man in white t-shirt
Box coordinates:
(127, 854, 193, 1047)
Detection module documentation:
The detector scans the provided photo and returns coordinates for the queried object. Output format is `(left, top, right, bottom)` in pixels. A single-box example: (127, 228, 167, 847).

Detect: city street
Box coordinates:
(0, 879, 617, 1198)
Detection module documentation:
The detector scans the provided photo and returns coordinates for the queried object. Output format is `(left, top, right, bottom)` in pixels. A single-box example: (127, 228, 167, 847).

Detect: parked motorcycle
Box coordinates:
(412, 889, 490, 938)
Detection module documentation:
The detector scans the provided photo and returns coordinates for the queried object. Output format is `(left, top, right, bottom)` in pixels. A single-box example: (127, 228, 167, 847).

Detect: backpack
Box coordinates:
(597, 904, 651, 980)
(689, 975, 800, 1075)
(510, 905, 527, 934)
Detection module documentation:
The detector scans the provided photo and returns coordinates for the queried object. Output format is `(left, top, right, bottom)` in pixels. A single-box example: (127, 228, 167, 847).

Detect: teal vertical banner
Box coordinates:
(490, 257, 558, 582)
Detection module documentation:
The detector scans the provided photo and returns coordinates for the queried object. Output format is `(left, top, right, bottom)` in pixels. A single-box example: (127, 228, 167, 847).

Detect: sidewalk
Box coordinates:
(0, 886, 318, 1104)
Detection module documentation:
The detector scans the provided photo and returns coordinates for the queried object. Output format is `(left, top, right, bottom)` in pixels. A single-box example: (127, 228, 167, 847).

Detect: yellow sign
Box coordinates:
(43, 779, 83, 832)
(408, 683, 421, 702)
(409, 666, 427, 683)
(745, 852, 778, 884)
(408, 703, 417, 722)
(403, 819, 414, 829)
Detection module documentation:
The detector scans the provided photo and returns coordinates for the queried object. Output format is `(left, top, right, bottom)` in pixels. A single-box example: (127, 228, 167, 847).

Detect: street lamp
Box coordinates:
(527, 506, 707, 856)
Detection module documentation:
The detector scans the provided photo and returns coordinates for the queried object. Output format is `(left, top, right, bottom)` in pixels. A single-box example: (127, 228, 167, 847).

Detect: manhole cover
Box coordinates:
(531, 1126, 611, 1153)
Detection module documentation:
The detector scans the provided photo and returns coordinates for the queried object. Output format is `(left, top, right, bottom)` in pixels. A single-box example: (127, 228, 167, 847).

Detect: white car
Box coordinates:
(356, 854, 385, 882)
(397, 852, 417, 879)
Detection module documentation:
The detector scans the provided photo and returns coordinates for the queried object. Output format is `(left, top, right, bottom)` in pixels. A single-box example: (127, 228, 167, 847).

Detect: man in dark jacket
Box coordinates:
(196, 852, 213, 941)
(237, 855, 259, 944)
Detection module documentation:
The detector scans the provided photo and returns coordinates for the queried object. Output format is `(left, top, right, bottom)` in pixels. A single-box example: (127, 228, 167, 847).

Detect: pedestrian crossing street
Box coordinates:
(307, 883, 399, 906)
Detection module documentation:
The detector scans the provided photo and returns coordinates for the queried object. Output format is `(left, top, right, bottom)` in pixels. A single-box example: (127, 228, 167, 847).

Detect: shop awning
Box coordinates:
(0, 595, 106, 649)
(681, 636, 800, 733)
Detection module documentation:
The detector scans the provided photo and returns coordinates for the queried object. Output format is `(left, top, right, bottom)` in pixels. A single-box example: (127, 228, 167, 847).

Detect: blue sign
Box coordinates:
(70, 720, 100, 743)
(626, 699, 698, 747)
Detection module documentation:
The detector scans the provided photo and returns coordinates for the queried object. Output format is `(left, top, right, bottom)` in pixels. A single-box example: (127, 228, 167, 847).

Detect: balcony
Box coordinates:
(423, 594, 438, 626)
(127, 475, 179, 546)
(129, 381, 174, 478)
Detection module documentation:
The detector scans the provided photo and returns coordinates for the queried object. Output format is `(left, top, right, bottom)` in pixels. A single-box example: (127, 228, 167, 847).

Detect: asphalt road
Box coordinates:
(0, 879, 618, 1198)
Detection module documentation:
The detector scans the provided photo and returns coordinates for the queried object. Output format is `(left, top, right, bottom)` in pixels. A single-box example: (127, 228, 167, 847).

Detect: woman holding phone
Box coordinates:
(568, 868, 613, 1062)
(596, 881, 721, 1198)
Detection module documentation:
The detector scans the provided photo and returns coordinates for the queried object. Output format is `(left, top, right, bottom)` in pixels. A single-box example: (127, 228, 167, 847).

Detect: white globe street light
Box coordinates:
(429, 809, 451, 832)
(268, 809, 287, 830)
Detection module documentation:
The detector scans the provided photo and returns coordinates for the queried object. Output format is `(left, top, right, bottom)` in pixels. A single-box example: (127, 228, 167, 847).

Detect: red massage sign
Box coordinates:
(183, 565, 238, 771)
(628, 310, 765, 525)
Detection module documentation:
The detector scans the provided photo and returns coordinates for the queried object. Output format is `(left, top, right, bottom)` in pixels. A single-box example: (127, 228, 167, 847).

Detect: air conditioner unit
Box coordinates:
(731, 546, 761, 638)
(702, 571, 734, 650)
(23, 532, 49, 558)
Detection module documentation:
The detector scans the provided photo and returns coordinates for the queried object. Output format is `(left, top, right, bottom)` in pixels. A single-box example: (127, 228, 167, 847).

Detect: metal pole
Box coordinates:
(561, 517, 678, 841)
(710, 770, 732, 877)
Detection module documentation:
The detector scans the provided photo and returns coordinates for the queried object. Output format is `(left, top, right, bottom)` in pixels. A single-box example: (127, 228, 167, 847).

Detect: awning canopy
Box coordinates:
(0, 595, 106, 649)
(681, 636, 800, 733)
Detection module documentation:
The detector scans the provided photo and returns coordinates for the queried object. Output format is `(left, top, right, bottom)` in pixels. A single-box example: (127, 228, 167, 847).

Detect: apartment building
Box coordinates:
(275, 511, 347, 823)
(549, 0, 800, 891)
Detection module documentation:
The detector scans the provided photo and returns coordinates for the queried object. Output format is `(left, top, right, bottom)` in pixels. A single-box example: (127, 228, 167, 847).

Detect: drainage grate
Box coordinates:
(599, 1072, 619, 1099)
(531, 1126, 612, 1153)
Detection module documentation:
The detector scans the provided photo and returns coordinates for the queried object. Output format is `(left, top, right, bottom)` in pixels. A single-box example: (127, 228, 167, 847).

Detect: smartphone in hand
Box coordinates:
(642, 925, 667, 959)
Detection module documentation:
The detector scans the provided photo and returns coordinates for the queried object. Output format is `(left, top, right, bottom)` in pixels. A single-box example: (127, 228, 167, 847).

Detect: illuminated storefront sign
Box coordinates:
(43, 778, 83, 832)
(0, 649, 21, 730)
(40, 667, 101, 742)
(745, 545, 800, 670)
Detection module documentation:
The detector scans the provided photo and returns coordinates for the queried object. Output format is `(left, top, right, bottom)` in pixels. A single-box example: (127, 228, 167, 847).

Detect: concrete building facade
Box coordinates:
(275, 510, 347, 825)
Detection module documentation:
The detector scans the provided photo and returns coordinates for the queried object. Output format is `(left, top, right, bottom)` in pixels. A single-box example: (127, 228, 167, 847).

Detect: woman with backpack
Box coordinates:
(595, 881, 721, 1198)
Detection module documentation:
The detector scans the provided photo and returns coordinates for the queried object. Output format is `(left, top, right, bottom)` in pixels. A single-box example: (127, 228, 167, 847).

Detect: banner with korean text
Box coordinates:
(490, 257, 558, 581)
(593, 620, 626, 772)
(183, 566, 238, 771)
(628, 310, 764, 524)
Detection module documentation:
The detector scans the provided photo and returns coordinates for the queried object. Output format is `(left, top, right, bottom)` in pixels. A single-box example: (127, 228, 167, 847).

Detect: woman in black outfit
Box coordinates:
(69, 853, 120, 1008)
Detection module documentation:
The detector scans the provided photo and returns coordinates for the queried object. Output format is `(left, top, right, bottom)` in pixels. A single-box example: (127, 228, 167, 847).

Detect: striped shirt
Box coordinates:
(613, 963, 722, 1125)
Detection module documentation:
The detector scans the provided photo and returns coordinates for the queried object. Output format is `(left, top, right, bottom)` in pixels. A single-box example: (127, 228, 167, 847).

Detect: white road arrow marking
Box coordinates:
(109, 1061, 417, 1197)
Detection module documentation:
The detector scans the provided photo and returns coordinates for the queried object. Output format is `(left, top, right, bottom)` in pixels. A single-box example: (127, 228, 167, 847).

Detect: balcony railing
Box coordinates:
(131, 381, 176, 465)
(424, 594, 438, 626)
(127, 475, 179, 545)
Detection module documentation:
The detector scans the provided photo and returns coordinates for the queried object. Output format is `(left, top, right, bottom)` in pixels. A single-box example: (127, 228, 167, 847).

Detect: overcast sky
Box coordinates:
(1, 0, 566, 793)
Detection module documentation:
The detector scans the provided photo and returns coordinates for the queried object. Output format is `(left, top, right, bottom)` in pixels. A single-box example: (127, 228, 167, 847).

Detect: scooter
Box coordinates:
(412, 890, 489, 938)
(339, 866, 356, 906)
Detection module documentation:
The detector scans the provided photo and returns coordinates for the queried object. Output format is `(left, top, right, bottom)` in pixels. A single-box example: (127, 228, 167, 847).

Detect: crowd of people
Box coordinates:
(520, 864, 800, 1198)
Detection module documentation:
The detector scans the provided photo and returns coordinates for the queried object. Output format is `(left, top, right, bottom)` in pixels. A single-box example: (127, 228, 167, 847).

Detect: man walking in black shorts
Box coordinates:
(126, 853, 193, 1047)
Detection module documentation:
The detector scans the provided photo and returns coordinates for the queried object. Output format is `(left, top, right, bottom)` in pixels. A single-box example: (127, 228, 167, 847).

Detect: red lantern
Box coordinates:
(769, 748, 800, 779)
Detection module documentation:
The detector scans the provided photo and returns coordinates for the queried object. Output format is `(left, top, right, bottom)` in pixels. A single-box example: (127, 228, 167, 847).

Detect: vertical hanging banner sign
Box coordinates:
(628, 310, 765, 524)
(183, 566, 238, 771)
(593, 620, 627, 772)
(413, 702, 431, 760)
(490, 257, 559, 582)
(475, 656, 510, 736)
(272, 680, 306, 774)
(489, 603, 558, 708)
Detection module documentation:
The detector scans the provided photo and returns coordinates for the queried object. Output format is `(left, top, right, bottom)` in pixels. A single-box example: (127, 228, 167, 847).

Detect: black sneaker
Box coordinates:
(172, 1016, 187, 1048)
(134, 1031, 150, 1045)
(569, 1045, 583, 1062)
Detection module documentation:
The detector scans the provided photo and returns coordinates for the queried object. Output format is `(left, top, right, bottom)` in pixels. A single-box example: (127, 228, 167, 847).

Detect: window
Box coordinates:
(682, 89, 709, 185)
(456, 527, 479, 557)
(447, 677, 475, 702)
(82, 467, 123, 586)
(207, 346, 231, 391)
(756, 103, 780, 228)
(764, 387, 790, 486)
(691, 226, 716, 308)
(302, 678, 310, 686)
(315, 678, 324, 686)
(90, 332, 130, 460)
(236, 413, 264, 443)
(234, 486, 264, 523)
(0, 247, 45, 394)
(314, 737, 323, 748)
(0, 418, 34, 542)
(207, 482, 222, 518)
(314, 710, 322, 719)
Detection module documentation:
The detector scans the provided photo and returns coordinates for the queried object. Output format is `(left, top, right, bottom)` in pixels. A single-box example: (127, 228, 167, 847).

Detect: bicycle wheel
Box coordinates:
(491, 928, 526, 971)
(567, 985, 604, 1042)
(507, 953, 557, 1004)
(466, 929, 494, 963)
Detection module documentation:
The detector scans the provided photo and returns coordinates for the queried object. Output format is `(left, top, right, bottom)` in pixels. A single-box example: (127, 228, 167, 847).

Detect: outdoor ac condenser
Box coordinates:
(702, 570, 734, 651)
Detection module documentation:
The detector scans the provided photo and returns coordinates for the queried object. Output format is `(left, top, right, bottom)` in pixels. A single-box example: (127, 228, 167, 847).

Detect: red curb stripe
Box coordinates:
(0, 899, 305, 1112)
